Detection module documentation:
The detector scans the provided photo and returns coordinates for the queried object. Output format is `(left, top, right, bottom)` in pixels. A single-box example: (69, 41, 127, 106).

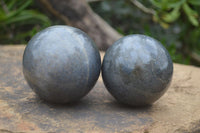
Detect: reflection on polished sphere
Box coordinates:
(102, 34, 173, 106)
(23, 25, 101, 104)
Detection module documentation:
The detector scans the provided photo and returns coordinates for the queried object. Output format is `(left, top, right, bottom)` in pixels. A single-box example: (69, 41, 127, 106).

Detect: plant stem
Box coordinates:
(130, 0, 155, 15)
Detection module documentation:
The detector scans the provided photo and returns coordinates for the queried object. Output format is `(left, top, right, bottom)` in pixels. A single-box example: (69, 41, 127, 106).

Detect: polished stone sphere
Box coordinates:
(102, 34, 173, 106)
(23, 25, 101, 103)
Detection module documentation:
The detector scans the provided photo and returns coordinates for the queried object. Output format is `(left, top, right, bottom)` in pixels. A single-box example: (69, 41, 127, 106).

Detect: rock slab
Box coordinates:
(0, 45, 200, 133)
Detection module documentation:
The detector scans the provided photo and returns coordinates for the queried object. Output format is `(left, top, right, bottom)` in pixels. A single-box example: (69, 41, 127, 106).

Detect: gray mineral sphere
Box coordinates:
(102, 34, 173, 106)
(23, 25, 101, 103)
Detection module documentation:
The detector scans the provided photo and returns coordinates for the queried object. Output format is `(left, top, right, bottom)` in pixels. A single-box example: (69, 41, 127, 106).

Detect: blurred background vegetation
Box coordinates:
(0, 0, 200, 66)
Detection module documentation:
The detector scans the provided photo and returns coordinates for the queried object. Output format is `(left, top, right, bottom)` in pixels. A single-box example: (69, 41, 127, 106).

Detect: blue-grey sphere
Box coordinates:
(23, 25, 101, 103)
(102, 34, 173, 106)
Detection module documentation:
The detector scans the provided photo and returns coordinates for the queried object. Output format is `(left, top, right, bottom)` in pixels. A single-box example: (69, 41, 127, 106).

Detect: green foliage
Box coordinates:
(151, 0, 200, 27)
(0, 0, 51, 44)
(90, 0, 200, 65)
(151, 0, 200, 65)
(163, 42, 191, 64)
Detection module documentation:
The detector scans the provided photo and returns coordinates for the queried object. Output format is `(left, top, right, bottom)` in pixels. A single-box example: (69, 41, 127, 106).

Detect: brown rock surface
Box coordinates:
(0, 45, 200, 133)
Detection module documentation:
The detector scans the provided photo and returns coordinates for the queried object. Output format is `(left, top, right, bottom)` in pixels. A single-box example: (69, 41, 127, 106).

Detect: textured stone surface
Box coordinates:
(102, 35, 173, 106)
(23, 26, 101, 103)
(0, 45, 200, 133)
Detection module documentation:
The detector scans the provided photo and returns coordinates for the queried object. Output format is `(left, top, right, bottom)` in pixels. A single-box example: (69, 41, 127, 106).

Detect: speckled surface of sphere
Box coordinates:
(23, 25, 101, 103)
(102, 34, 173, 106)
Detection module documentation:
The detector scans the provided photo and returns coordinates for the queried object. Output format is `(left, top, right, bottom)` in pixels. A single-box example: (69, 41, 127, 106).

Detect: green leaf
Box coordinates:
(188, 0, 200, 6)
(7, 0, 17, 10)
(6, 0, 32, 19)
(183, 3, 199, 26)
(2, 10, 50, 25)
(150, 0, 162, 8)
(166, 0, 186, 8)
(162, 6, 180, 23)
(150, 0, 186, 10)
